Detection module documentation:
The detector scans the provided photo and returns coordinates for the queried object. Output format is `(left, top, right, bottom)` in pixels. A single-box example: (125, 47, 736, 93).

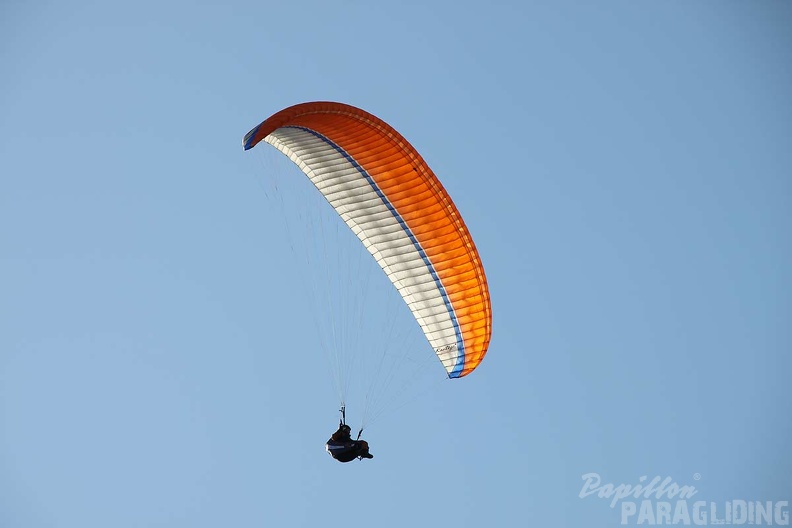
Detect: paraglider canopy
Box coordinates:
(243, 102, 492, 378)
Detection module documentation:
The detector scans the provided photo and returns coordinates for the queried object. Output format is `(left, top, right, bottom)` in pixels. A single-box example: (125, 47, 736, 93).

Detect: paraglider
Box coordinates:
(325, 407, 373, 462)
(243, 102, 492, 460)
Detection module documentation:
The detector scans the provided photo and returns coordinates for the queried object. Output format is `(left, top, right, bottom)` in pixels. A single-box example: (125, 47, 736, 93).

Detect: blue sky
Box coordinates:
(2, 1, 790, 526)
